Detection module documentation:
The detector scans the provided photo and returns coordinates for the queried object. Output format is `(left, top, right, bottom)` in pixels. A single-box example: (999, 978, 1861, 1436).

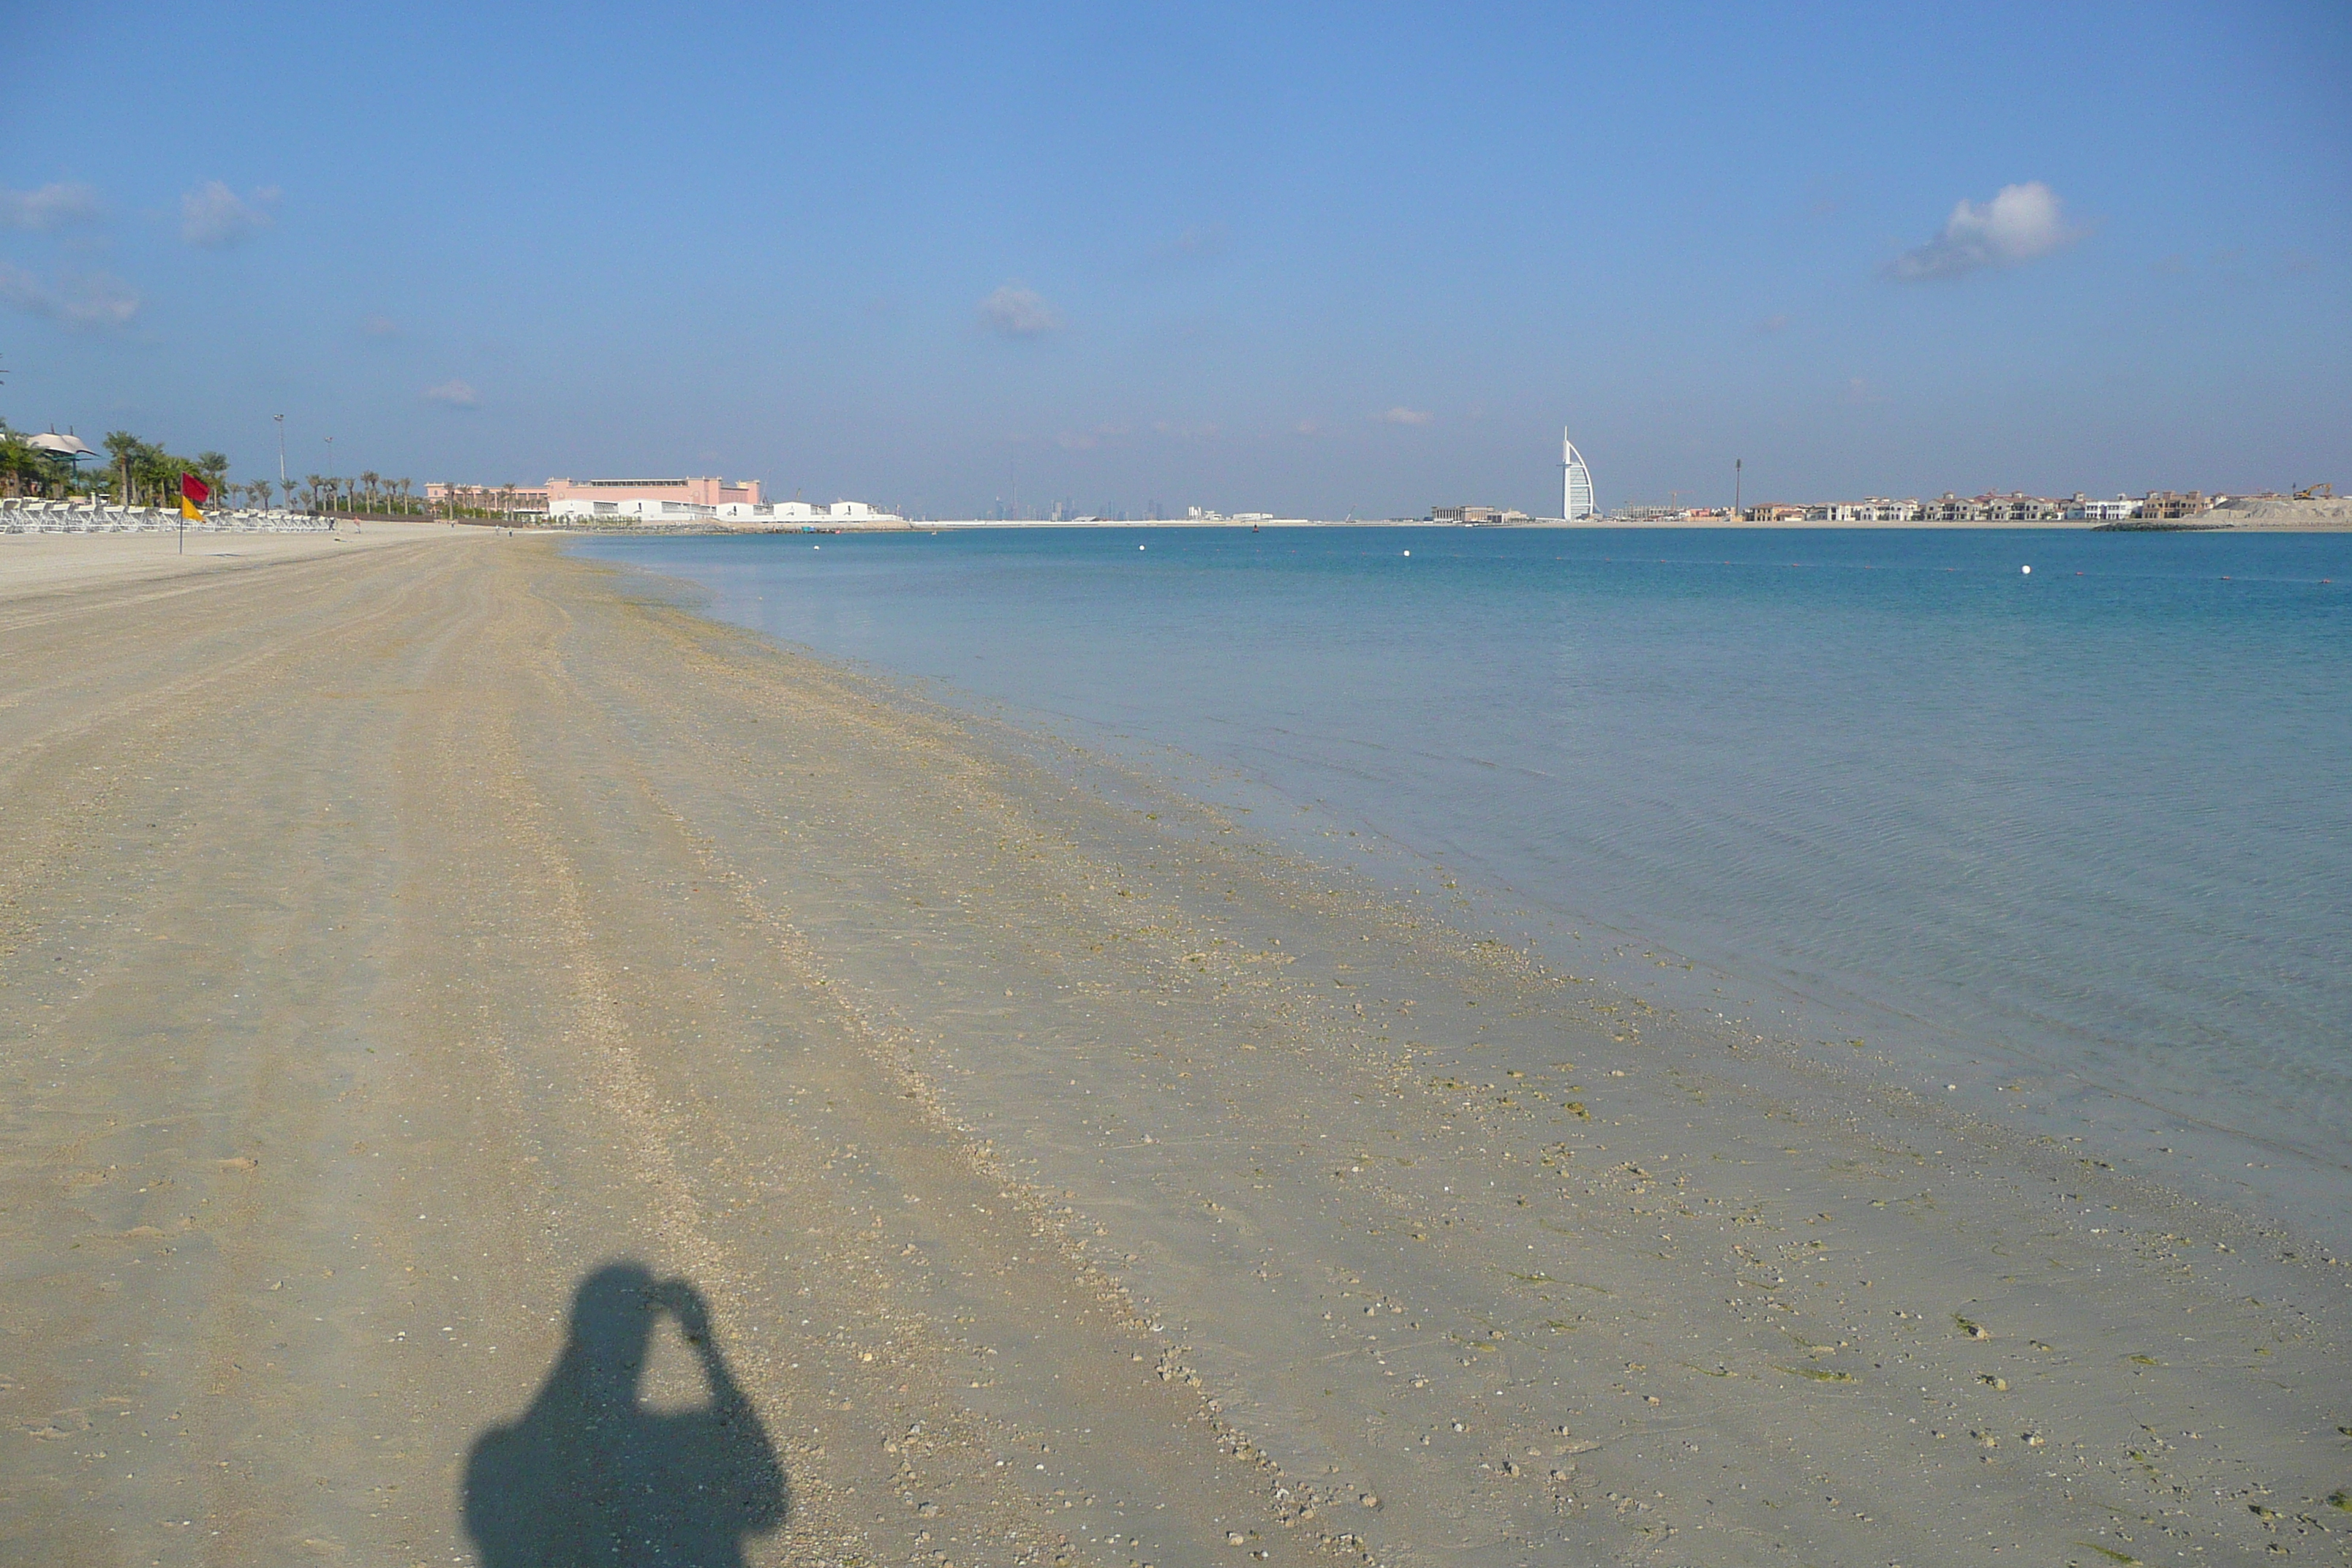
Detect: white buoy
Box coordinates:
(2021, 565, 2031, 574)
(1403, 550, 1411, 557)
(1138, 544, 1145, 550)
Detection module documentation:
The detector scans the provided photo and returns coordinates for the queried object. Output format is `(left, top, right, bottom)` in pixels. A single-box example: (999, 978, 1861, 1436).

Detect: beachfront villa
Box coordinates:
(1430, 505, 1532, 524)
(533, 478, 903, 525)
(417, 475, 890, 524)
(546, 476, 764, 513)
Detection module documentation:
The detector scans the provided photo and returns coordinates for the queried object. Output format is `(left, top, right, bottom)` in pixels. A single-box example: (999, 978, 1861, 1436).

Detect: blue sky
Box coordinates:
(4, 1, 2346, 517)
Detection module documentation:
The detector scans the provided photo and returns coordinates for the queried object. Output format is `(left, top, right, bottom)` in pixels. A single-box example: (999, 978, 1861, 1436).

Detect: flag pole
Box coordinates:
(177, 472, 209, 555)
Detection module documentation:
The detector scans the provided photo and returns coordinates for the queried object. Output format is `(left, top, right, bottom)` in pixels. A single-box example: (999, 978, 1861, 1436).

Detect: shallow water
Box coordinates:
(576, 527, 2352, 1221)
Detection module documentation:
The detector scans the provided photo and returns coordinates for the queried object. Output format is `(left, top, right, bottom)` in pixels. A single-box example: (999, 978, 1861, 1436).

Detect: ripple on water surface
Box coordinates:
(577, 527, 2352, 1224)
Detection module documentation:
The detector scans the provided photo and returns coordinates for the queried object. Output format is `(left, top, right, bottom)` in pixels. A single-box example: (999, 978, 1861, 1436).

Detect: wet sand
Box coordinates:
(2, 534, 2345, 1567)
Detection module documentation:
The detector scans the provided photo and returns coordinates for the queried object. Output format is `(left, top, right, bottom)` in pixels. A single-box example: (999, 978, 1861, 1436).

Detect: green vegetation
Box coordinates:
(0, 418, 78, 497)
(102, 431, 226, 509)
(0, 420, 425, 514)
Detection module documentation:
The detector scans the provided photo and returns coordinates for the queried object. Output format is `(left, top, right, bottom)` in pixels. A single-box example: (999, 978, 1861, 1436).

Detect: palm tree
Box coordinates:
(104, 431, 140, 505)
(194, 452, 229, 510)
(0, 429, 33, 498)
(360, 470, 380, 514)
(302, 473, 324, 513)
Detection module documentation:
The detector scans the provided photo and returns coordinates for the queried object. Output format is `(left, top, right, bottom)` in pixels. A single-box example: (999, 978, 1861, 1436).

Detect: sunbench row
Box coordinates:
(0, 503, 336, 535)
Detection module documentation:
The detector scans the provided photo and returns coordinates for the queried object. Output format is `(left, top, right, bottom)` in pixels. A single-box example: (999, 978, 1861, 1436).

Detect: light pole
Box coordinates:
(274, 413, 286, 494)
(1734, 458, 1742, 521)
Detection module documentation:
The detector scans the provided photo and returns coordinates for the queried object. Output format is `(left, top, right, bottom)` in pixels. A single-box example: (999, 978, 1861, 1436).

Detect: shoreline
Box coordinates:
(578, 526, 2352, 1254)
(486, 516, 2351, 537)
(3, 534, 2345, 1566)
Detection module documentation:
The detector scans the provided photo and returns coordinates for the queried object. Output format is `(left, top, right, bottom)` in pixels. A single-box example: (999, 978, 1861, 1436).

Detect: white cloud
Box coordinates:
(0, 182, 102, 231)
(1887, 181, 2078, 281)
(423, 379, 480, 408)
(979, 282, 1058, 337)
(1153, 222, 1227, 261)
(181, 181, 280, 247)
(0, 263, 140, 328)
(1373, 406, 1433, 426)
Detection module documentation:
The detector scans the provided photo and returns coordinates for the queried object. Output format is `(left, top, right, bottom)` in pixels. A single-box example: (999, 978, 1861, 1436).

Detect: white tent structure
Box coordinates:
(24, 431, 97, 459)
(22, 430, 97, 491)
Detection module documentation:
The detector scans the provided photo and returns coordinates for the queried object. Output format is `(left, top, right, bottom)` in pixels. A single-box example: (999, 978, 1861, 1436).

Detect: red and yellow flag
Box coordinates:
(178, 472, 210, 521)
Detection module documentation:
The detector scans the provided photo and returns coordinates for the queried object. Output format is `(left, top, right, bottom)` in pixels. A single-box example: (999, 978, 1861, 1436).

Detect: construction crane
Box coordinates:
(2293, 482, 2334, 500)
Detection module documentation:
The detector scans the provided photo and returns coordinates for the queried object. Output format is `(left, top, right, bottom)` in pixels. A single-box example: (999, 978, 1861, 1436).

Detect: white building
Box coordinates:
(715, 499, 902, 524)
(550, 497, 715, 521)
(1562, 430, 1597, 521)
(554, 496, 902, 525)
(2064, 495, 2139, 521)
(1805, 498, 1923, 522)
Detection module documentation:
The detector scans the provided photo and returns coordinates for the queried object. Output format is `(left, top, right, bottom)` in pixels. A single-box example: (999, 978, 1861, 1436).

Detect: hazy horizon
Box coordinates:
(4, 1, 2347, 518)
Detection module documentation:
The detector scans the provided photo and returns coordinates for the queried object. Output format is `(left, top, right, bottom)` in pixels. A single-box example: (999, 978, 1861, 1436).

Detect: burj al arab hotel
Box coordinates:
(1561, 430, 1597, 521)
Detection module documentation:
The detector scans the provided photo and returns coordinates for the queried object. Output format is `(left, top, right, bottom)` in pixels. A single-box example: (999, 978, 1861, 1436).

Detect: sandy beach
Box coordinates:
(0, 519, 466, 595)
(2, 532, 2345, 1567)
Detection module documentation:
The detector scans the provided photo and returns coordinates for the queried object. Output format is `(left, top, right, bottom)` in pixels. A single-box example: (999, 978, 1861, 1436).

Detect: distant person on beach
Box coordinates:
(464, 1264, 785, 1567)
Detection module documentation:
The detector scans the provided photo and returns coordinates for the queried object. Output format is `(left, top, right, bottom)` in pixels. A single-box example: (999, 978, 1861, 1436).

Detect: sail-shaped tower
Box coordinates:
(1562, 430, 1596, 521)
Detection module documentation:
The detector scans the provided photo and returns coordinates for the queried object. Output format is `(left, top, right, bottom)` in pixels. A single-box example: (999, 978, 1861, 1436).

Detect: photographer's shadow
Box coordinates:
(465, 1263, 785, 1567)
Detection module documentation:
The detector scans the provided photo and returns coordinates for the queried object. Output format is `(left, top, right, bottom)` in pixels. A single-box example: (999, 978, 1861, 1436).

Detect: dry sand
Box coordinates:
(2, 534, 2345, 1567)
(2210, 497, 2352, 530)
(0, 518, 465, 595)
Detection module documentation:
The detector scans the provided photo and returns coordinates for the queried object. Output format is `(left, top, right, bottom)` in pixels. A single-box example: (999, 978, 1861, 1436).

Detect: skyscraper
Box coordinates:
(1561, 430, 1596, 521)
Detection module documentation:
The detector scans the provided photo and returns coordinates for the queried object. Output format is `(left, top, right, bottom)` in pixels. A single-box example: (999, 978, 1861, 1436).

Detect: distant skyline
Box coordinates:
(4, 1, 2348, 519)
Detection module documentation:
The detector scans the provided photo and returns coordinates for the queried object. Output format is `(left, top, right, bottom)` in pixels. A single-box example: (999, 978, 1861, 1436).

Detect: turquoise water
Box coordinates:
(576, 527, 2352, 1222)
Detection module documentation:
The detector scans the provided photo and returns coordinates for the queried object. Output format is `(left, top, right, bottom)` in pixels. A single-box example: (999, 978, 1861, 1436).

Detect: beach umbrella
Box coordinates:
(25, 431, 94, 497)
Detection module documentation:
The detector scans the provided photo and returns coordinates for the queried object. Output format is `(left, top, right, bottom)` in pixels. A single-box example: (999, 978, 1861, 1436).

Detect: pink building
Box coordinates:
(425, 482, 549, 512)
(543, 476, 764, 508)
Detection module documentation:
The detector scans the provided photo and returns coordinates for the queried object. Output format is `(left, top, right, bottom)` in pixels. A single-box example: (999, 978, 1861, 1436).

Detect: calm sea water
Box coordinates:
(576, 527, 2351, 1224)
